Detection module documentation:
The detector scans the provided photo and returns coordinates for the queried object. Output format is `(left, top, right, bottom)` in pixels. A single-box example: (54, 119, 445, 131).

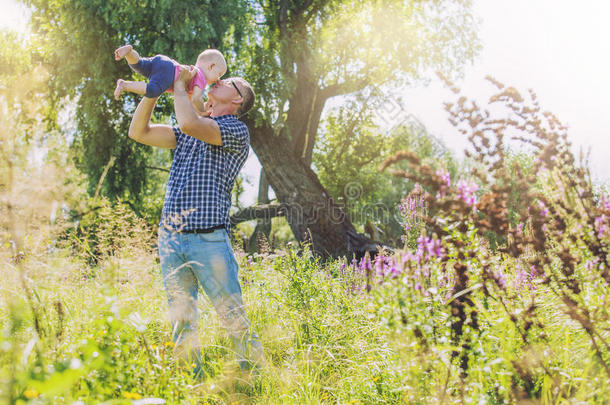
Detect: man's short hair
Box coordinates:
(232, 77, 255, 118)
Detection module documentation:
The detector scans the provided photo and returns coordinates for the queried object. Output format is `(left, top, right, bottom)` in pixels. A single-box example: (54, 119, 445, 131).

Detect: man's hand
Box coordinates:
(175, 64, 196, 90)
(199, 99, 213, 117)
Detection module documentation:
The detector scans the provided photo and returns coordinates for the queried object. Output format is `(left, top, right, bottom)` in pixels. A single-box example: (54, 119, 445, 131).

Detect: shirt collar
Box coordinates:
(212, 114, 237, 120)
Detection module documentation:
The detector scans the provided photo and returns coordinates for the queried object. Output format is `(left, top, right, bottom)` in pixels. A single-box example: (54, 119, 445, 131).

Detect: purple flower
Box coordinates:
(513, 269, 529, 289)
(601, 196, 610, 211)
(516, 223, 524, 236)
(493, 271, 506, 289)
(417, 235, 444, 260)
(456, 179, 479, 206)
(358, 255, 373, 278)
(435, 169, 451, 198)
(374, 255, 385, 278)
(586, 258, 600, 271)
(537, 200, 549, 217)
(595, 214, 608, 239)
(399, 184, 427, 234)
(389, 260, 401, 278)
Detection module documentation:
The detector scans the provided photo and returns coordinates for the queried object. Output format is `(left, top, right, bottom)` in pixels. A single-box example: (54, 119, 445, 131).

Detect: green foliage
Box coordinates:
(314, 108, 458, 246)
(58, 196, 155, 266)
(25, 0, 251, 208)
(2, 227, 609, 403)
(239, 0, 481, 126)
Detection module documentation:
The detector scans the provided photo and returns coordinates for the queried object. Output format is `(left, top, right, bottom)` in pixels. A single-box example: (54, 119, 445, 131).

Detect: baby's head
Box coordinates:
(196, 49, 227, 84)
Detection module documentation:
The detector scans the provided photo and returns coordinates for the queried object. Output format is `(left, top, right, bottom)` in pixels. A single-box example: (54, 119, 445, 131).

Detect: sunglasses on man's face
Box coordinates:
(230, 80, 243, 98)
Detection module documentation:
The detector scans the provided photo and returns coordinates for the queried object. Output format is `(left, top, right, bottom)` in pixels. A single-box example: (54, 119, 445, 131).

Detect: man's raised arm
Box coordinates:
(173, 67, 222, 146)
(128, 97, 177, 149)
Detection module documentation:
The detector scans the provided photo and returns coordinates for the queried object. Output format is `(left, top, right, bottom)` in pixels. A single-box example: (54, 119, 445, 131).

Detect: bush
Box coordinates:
(58, 196, 155, 266)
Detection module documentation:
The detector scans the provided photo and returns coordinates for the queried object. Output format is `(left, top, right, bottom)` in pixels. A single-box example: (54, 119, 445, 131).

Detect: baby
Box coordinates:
(113, 45, 226, 114)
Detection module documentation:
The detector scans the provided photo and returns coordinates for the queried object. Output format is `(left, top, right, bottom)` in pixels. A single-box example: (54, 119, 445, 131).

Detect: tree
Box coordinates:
(26, 0, 480, 259)
(313, 106, 458, 247)
(25, 0, 251, 210)
(237, 0, 480, 259)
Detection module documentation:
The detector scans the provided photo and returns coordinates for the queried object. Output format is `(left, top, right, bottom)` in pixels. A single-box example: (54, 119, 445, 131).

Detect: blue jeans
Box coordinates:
(157, 226, 265, 375)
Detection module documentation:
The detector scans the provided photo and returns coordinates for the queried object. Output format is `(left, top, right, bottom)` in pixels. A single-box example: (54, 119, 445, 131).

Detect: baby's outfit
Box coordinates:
(129, 54, 206, 98)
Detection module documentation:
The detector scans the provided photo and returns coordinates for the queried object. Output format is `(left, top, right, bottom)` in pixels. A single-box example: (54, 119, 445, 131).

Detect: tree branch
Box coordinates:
(145, 166, 170, 173)
(230, 203, 285, 225)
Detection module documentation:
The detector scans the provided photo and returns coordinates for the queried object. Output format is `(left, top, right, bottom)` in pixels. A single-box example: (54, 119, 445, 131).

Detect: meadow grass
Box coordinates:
(1, 224, 608, 404)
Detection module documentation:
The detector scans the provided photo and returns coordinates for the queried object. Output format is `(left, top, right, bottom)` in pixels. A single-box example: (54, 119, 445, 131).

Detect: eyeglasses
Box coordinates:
(230, 80, 243, 98)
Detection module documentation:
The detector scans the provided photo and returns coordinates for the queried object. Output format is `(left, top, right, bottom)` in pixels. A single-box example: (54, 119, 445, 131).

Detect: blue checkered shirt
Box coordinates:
(159, 114, 249, 234)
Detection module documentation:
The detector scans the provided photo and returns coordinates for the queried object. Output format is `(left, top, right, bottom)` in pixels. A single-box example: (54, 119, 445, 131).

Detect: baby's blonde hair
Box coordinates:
(197, 49, 227, 77)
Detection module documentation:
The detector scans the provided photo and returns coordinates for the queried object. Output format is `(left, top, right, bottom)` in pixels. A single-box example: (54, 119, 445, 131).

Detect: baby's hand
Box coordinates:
(201, 100, 213, 117)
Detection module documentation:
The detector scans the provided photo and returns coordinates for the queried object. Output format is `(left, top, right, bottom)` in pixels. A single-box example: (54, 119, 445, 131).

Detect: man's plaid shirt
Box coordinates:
(159, 114, 249, 234)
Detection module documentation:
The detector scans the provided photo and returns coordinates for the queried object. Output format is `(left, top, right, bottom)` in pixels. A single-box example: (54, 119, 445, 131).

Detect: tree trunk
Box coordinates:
(248, 167, 273, 253)
(244, 118, 387, 262)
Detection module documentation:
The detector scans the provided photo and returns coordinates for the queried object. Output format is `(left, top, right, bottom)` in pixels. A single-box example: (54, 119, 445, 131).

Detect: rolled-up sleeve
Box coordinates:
(217, 118, 249, 154)
(172, 126, 185, 148)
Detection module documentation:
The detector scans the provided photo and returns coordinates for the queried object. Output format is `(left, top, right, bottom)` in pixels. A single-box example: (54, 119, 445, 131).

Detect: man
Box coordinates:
(128, 65, 264, 377)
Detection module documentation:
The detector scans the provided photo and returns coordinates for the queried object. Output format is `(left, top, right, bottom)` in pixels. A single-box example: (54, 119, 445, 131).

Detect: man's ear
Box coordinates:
(231, 96, 244, 105)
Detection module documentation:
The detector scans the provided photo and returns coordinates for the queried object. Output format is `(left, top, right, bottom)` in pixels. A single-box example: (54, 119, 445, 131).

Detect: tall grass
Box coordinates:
(1, 71, 608, 403)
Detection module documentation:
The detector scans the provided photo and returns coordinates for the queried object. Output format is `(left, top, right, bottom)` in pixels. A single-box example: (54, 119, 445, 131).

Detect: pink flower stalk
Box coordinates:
(493, 270, 506, 289)
(359, 255, 372, 273)
(595, 214, 608, 239)
(516, 223, 524, 236)
(399, 184, 426, 232)
(602, 196, 610, 211)
(417, 235, 444, 260)
(435, 169, 451, 198)
(537, 200, 549, 217)
(456, 179, 479, 206)
(586, 258, 600, 271)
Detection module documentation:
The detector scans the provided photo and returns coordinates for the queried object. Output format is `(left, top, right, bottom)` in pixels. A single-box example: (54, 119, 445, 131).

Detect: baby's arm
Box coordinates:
(191, 86, 206, 115)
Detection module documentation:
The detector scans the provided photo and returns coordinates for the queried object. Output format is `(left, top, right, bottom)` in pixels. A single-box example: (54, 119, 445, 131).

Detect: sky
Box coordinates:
(401, 0, 610, 185)
(2, 0, 608, 206)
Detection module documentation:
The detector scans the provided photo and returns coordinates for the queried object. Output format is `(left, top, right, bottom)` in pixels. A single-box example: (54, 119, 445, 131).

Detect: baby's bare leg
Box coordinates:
(114, 79, 147, 100)
(114, 44, 140, 65)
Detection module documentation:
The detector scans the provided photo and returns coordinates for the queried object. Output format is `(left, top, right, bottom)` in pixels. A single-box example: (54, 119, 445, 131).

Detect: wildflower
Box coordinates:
(537, 200, 548, 217)
(435, 169, 451, 198)
(416, 235, 443, 260)
(122, 392, 142, 400)
(359, 255, 372, 273)
(594, 214, 608, 239)
(516, 223, 524, 236)
(600, 195, 610, 211)
(513, 266, 533, 290)
(388, 258, 401, 278)
(585, 258, 600, 271)
(374, 255, 385, 278)
(24, 389, 39, 399)
(456, 179, 478, 206)
(164, 341, 175, 348)
(492, 271, 506, 289)
(438, 170, 451, 187)
(398, 184, 426, 232)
